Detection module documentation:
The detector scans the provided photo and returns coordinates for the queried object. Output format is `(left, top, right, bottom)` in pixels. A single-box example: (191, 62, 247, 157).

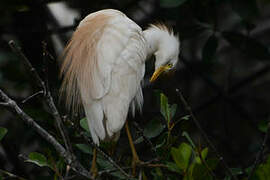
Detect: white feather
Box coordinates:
(60, 9, 180, 145)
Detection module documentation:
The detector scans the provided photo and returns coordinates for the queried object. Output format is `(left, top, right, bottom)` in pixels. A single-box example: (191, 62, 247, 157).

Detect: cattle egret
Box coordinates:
(60, 9, 180, 176)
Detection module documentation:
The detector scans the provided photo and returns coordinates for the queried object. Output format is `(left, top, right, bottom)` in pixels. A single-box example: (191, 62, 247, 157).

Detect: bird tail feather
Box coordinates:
(83, 101, 106, 145)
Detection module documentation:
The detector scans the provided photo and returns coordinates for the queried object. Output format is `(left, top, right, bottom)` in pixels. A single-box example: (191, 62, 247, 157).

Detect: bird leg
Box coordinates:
(90, 147, 98, 177)
(125, 120, 141, 175)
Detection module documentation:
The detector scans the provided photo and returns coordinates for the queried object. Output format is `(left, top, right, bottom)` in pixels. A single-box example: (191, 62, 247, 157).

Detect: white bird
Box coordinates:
(60, 9, 180, 175)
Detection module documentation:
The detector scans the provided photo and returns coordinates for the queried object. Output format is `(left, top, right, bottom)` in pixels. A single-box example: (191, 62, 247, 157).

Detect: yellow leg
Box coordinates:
(90, 148, 98, 177)
(125, 121, 141, 175)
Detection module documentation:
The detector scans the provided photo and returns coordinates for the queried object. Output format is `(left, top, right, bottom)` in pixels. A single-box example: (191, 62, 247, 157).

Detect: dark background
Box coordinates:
(1, 0, 270, 179)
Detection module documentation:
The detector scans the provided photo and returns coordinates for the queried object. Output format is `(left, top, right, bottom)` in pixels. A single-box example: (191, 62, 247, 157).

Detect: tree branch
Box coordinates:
(0, 89, 94, 179)
(21, 90, 44, 104)
(8, 40, 73, 155)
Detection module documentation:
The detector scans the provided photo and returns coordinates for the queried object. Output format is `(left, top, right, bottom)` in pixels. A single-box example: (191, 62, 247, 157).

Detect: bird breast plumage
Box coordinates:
(61, 9, 147, 144)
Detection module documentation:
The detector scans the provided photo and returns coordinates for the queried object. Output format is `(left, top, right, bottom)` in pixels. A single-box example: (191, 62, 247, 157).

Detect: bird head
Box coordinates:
(149, 25, 180, 83)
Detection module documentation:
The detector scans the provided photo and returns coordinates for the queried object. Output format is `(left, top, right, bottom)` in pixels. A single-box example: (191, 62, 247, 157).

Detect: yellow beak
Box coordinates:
(150, 64, 172, 83)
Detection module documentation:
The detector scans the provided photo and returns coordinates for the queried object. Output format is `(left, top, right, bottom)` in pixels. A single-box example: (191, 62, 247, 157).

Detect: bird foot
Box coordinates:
(90, 163, 98, 178)
(131, 156, 142, 176)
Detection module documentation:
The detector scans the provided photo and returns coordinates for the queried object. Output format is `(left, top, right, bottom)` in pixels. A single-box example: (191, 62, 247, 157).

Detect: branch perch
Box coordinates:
(8, 40, 73, 155)
(0, 89, 94, 179)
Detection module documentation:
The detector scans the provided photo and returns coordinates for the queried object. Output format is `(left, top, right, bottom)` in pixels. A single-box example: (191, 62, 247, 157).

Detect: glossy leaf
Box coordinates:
(202, 35, 218, 64)
(160, 0, 188, 8)
(0, 127, 7, 141)
(222, 31, 270, 60)
(171, 143, 192, 171)
(25, 152, 51, 168)
(80, 118, 89, 132)
(144, 119, 165, 139)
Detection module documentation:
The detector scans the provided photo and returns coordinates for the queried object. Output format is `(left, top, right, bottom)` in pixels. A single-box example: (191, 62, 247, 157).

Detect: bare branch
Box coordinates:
(21, 90, 44, 104)
(175, 88, 237, 180)
(0, 168, 27, 180)
(0, 102, 9, 107)
(0, 88, 94, 179)
(8, 40, 46, 91)
(9, 40, 73, 156)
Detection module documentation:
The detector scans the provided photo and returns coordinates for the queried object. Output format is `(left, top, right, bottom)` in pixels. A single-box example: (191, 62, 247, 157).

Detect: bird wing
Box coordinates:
(60, 9, 141, 111)
(60, 9, 146, 144)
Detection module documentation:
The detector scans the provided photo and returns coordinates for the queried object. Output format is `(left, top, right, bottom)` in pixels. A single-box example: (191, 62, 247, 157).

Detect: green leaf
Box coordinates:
(166, 162, 183, 174)
(80, 118, 89, 132)
(144, 119, 165, 139)
(160, 93, 170, 123)
(191, 163, 213, 180)
(160, 0, 188, 8)
(202, 35, 218, 64)
(0, 127, 8, 141)
(97, 157, 113, 169)
(222, 31, 270, 60)
(170, 104, 177, 119)
(182, 131, 196, 149)
(25, 152, 51, 168)
(258, 120, 268, 133)
(171, 143, 192, 171)
(201, 147, 208, 160)
(75, 144, 92, 154)
(195, 148, 208, 164)
(254, 155, 270, 179)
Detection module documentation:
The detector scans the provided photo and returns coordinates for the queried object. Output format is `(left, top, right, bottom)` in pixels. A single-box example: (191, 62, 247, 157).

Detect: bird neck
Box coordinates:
(143, 28, 163, 58)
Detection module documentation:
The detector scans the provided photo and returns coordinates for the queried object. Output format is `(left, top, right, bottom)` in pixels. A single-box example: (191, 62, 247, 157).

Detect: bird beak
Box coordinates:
(150, 64, 172, 83)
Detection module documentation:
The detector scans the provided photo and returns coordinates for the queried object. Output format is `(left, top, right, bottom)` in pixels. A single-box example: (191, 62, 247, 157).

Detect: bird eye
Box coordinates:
(167, 63, 173, 68)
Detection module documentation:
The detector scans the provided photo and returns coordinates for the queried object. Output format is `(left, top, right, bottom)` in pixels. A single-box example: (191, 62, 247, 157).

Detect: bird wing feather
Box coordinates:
(60, 9, 146, 144)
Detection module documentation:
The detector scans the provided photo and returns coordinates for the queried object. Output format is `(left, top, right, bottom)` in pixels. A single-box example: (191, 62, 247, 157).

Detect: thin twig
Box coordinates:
(8, 40, 46, 91)
(81, 133, 133, 179)
(21, 90, 44, 104)
(175, 88, 237, 180)
(0, 89, 94, 179)
(0, 102, 9, 107)
(9, 40, 73, 155)
(0, 168, 27, 180)
(247, 121, 270, 179)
